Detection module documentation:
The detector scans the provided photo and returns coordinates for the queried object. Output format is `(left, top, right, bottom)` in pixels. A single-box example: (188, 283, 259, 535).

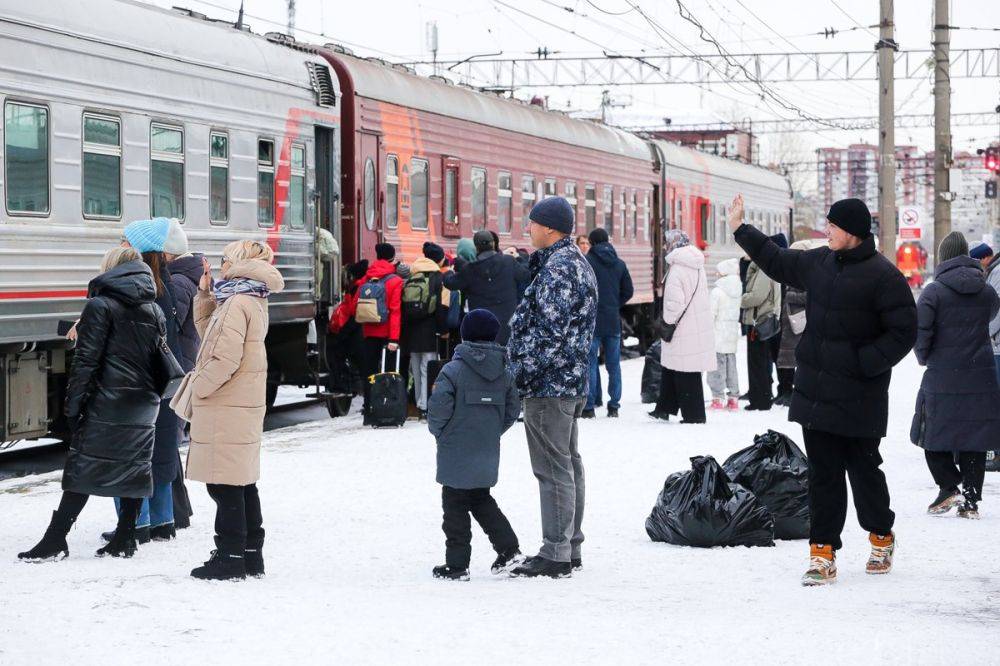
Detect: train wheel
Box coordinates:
(326, 394, 353, 418)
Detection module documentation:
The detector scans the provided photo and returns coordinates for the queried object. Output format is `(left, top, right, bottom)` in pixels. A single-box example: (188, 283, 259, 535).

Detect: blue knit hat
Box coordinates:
(123, 218, 171, 253)
(460, 308, 501, 342)
(970, 241, 994, 261)
(529, 197, 575, 235)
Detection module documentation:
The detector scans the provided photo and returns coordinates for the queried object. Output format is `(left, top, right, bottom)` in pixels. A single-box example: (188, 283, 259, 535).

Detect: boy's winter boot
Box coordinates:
(866, 532, 895, 574)
(927, 488, 963, 515)
(432, 564, 470, 581)
(245, 548, 265, 577)
(491, 548, 524, 575)
(509, 555, 572, 579)
(801, 543, 837, 586)
(607, 407, 619, 418)
(726, 398, 739, 411)
(96, 522, 138, 559)
(18, 511, 74, 562)
(957, 487, 981, 519)
(191, 550, 247, 581)
(709, 399, 724, 410)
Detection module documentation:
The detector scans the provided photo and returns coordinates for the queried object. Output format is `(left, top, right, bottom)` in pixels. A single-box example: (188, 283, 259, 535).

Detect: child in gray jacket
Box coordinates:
(427, 309, 522, 581)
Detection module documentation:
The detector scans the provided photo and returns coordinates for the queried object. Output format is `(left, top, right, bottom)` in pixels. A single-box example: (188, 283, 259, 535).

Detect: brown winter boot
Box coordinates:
(866, 532, 895, 575)
(801, 543, 837, 586)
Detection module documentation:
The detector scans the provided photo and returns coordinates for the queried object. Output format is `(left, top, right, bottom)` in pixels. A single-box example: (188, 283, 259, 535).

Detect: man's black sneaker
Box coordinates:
(491, 548, 524, 575)
(509, 556, 572, 579)
(571, 557, 582, 571)
(432, 564, 470, 581)
(101, 526, 150, 545)
(647, 410, 670, 422)
(191, 551, 246, 581)
(150, 524, 176, 541)
(927, 488, 963, 515)
(957, 499, 981, 520)
(580, 409, 596, 419)
(607, 407, 619, 418)
(245, 548, 265, 577)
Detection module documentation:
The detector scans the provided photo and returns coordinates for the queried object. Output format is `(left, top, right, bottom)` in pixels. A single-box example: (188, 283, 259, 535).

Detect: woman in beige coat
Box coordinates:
(186, 240, 284, 581)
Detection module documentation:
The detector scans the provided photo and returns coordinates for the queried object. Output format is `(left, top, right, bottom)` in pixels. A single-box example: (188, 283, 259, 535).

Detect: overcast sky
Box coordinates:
(144, 0, 1000, 186)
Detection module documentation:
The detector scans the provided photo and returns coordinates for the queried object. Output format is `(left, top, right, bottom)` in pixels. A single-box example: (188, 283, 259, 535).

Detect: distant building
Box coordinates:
(816, 144, 878, 212)
(644, 128, 757, 164)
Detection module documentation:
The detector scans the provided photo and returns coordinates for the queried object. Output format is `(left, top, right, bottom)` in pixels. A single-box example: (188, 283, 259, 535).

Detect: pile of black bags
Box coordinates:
(645, 430, 810, 548)
(640, 341, 661, 404)
(645, 456, 775, 548)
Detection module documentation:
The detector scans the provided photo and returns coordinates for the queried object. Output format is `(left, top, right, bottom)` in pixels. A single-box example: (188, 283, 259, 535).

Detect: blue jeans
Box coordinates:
(587, 335, 622, 411)
(116, 482, 174, 529)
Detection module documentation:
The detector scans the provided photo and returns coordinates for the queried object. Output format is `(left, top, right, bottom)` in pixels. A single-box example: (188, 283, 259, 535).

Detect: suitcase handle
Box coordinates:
(380, 346, 399, 373)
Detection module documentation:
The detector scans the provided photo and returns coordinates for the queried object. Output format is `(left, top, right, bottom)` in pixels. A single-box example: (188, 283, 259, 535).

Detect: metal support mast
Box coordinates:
(933, 0, 952, 261)
(878, 0, 897, 259)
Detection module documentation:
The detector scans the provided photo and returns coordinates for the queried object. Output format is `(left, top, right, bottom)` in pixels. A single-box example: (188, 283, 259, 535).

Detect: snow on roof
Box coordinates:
(653, 140, 789, 191)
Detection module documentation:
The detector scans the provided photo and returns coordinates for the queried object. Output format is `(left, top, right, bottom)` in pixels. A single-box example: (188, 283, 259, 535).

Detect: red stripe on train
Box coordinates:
(0, 290, 88, 300)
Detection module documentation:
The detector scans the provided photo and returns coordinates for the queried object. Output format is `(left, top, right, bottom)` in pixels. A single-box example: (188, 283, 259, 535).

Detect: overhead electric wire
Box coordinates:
(828, 0, 878, 38)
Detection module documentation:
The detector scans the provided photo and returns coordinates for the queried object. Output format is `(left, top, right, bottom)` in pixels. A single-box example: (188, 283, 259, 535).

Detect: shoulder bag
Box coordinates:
(655, 272, 700, 343)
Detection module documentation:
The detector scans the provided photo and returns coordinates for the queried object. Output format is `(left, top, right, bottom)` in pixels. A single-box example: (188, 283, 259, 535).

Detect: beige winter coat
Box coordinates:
(185, 260, 285, 486)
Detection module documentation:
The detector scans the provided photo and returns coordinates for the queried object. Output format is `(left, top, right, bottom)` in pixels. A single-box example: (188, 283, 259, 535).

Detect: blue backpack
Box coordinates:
(446, 289, 462, 330)
(356, 276, 390, 324)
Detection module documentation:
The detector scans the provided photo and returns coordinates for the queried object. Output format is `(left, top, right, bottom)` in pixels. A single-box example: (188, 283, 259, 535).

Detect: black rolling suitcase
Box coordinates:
(365, 348, 407, 428)
(426, 338, 449, 397)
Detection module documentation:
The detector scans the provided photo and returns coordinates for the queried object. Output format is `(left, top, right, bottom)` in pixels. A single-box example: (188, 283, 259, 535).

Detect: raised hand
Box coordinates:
(728, 194, 745, 232)
(199, 256, 212, 291)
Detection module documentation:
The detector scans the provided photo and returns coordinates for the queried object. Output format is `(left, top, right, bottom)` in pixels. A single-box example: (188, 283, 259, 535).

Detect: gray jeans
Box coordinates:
(707, 352, 739, 399)
(523, 396, 586, 562)
(410, 351, 437, 410)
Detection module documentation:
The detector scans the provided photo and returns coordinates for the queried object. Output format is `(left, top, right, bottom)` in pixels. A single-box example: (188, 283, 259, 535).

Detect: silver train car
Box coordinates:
(0, 0, 343, 443)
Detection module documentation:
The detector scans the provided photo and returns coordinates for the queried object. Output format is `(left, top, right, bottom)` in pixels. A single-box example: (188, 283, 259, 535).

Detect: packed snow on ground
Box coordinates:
(2, 346, 999, 665)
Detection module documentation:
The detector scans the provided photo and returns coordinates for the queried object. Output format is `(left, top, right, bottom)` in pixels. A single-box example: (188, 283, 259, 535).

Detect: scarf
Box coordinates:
(213, 278, 270, 303)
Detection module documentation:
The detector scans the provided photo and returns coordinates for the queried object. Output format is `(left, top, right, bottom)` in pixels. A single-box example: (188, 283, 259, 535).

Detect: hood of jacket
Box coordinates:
(933, 255, 986, 295)
(365, 258, 400, 281)
(168, 253, 204, 287)
(716, 273, 743, 299)
(666, 244, 705, 270)
(223, 259, 285, 293)
(411, 257, 442, 274)
(88, 259, 156, 306)
(716, 257, 739, 277)
(588, 242, 620, 266)
(456, 239, 477, 262)
(453, 341, 506, 381)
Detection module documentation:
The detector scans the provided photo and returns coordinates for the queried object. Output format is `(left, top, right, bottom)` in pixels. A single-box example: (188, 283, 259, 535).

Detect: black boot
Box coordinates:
(245, 548, 265, 578)
(101, 526, 151, 544)
(432, 564, 470, 581)
(150, 524, 177, 541)
(607, 407, 619, 418)
(571, 557, 582, 571)
(647, 409, 670, 422)
(96, 522, 137, 558)
(18, 511, 73, 562)
(509, 555, 572, 579)
(191, 550, 247, 581)
(580, 409, 596, 419)
(491, 548, 524, 575)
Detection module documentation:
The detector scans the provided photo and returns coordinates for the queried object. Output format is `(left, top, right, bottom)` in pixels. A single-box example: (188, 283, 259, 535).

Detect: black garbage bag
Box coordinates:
(641, 341, 662, 404)
(645, 456, 774, 548)
(723, 430, 810, 540)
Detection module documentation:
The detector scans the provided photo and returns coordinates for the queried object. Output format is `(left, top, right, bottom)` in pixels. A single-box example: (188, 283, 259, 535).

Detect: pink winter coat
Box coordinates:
(660, 245, 717, 373)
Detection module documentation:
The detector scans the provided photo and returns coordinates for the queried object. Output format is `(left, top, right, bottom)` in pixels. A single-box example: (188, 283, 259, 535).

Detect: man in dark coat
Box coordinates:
(167, 253, 204, 372)
(728, 195, 917, 586)
(582, 227, 633, 418)
(912, 231, 1000, 519)
(508, 197, 597, 579)
(444, 230, 530, 345)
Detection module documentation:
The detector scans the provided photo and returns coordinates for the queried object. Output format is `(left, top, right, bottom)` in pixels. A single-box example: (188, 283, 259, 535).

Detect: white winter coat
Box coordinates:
(660, 245, 717, 373)
(711, 258, 743, 354)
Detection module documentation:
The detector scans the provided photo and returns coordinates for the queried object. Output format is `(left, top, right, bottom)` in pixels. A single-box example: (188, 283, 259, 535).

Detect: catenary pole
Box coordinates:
(878, 0, 897, 259)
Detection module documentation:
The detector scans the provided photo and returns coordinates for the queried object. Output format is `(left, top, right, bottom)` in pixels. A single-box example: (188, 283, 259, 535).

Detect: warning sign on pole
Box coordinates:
(898, 206, 923, 240)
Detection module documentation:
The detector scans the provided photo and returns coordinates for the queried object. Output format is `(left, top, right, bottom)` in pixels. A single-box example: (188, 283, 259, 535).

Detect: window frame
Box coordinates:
(565, 181, 578, 228)
(471, 166, 487, 231)
(410, 157, 429, 231)
(81, 111, 122, 221)
(631, 190, 638, 240)
(149, 121, 185, 220)
(256, 137, 275, 228)
(288, 141, 307, 230)
(544, 177, 557, 198)
(4, 99, 51, 218)
(603, 185, 613, 235)
(497, 170, 513, 235)
(521, 174, 536, 227)
(619, 188, 627, 238)
(208, 130, 229, 225)
(385, 154, 399, 230)
(584, 183, 597, 231)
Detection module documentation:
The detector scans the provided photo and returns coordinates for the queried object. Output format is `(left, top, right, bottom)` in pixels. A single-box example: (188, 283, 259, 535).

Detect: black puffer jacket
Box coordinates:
(152, 265, 182, 485)
(443, 250, 530, 345)
(910, 255, 1000, 452)
(168, 254, 202, 372)
(62, 260, 164, 498)
(734, 225, 917, 438)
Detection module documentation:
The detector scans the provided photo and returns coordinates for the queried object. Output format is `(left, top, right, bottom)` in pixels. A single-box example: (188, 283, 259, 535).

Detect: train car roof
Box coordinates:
(0, 0, 339, 91)
(329, 53, 650, 161)
(653, 140, 789, 193)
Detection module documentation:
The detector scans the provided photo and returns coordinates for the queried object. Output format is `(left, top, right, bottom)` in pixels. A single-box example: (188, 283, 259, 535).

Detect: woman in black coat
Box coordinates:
(911, 232, 1000, 518)
(18, 249, 164, 561)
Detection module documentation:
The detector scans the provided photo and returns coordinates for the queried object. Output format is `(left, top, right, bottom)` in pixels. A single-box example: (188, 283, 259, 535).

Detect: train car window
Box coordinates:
(209, 132, 228, 224)
(522, 175, 535, 227)
(603, 185, 613, 236)
(151, 123, 184, 219)
(585, 185, 596, 232)
(498, 171, 512, 234)
(410, 158, 428, 230)
(444, 167, 457, 229)
(386, 155, 399, 229)
(471, 167, 487, 231)
(363, 158, 376, 231)
(619, 189, 626, 238)
(565, 182, 578, 227)
(256, 139, 275, 227)
(82, 113, 121, 219)
(643, 191, 650, 240)
(289, 143, 306, 229)
(544, 178, 556, 198)
(4, 102, 49, 215)
(631, 191, 638, 240)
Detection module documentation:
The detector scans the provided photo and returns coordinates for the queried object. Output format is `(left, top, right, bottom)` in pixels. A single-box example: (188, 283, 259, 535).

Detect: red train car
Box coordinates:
(325, 53, 658, 323)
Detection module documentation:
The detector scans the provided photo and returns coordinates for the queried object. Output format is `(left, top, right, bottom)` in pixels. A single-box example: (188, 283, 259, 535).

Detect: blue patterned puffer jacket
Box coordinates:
(508, 236, 598, 398)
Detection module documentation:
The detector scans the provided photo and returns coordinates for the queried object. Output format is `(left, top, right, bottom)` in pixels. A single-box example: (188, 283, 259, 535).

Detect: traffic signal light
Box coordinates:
(986, 146, 1000, 173)
(988, 180, 998, 199)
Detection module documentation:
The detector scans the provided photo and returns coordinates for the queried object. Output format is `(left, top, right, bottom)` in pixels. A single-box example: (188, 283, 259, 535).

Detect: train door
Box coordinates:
(696, 196, 710, 250)
(358, 131, 381, 260)
(652, 182, 664, 288)
(314, 126, 339, 298)
(441, 157, 461, 238)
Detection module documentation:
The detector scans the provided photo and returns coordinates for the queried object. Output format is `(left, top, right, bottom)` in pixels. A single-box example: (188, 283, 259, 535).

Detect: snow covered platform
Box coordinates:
(2, 352, 999, 664)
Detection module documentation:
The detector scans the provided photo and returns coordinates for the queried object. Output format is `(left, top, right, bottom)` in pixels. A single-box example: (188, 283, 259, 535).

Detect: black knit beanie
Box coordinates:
(375, 242, 396, 261)
(826, 198, 872, 239)
(588, 228, 610, 246)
